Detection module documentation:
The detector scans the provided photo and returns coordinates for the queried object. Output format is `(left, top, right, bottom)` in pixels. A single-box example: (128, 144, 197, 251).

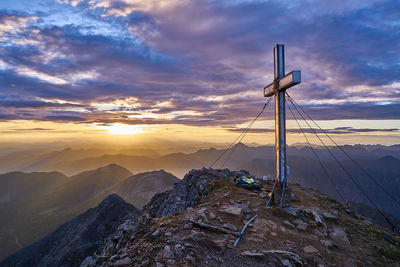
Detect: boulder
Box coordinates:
(329, 227, 350, 245)
(303, 245, 318, 254)
(163, 245, 174, 259)
(218, 204, 244, 217)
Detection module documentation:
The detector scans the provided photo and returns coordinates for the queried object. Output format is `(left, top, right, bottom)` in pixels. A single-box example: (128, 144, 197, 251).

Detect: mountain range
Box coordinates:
(0, 164, 179, 260)
(2, 144, 400, 177)
(1, 143, 400, 260)
(2, 168, 399, 266)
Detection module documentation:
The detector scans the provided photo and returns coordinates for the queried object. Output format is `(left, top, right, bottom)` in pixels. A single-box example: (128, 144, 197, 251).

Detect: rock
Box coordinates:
(183, 223, 193, 230)
(239, 203, 251, 214)
(280, 259, 292, 267)
(329, 227, 350, 245)
(111, 235, 120, 242)
(345, 209, 353, 214)
(241, 251, 265, 258)
(293, 219, 308, 231)
(322, 212, 338, 221)
(174, 244, 185, 258)
(151, 228, 161, 238)
(196, 207, 207, 215)
(304, 209, 324, 225)
(264, 219, 278, 230)
(80, 256, 95, 267)
(109, 255, 119, 262)
(303, 245, 318, 254)
(143, 168, 231, 218)
(222, 192, 231, 197)
(282, 207, 298, 217)
(185, 255, 196, 264)
(247, 236, 264, 242)
(290, 192, 299, 201)
(113, 257, 131, 266)
(165, 232, 172, 237)
(207, 211, 217, 220)
(321, 239, 334, 248)
(283, 220, 295, 229)
(198, 238, 226, 251)
(218, 204, 244, 217)
(163, 245, 174, 259)
(223, 223, 238, 232)
(118, 222, 134, 233)
(166, 259, 176, 265)
(263, 250, 304, 266)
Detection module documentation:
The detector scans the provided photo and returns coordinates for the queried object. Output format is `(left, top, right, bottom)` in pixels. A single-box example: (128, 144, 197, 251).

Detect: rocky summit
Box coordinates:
(81, 168, 400, 267)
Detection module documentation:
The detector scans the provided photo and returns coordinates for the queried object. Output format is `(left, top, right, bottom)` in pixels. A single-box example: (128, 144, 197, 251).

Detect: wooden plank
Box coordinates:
(264, 70, 301, 97)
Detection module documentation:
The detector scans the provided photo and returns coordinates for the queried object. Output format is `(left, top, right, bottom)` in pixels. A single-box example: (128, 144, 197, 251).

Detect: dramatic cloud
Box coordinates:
(0, 0, 399, 128)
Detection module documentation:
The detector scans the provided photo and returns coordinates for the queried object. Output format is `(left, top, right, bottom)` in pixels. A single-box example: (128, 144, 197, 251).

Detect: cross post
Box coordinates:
(264, 44, 301, 205)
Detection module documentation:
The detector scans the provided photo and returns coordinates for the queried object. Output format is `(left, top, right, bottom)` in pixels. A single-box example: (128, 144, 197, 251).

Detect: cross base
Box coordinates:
(273, 182, 292, 207)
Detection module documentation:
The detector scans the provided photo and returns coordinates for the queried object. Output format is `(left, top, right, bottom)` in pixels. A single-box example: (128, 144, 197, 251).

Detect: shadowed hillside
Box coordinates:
(0, 165, 178, 260)
(1, 194, 139, 267)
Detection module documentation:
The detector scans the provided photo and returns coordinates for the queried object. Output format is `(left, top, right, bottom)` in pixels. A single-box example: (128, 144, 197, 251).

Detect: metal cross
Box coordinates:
(264, 44, 301, 186)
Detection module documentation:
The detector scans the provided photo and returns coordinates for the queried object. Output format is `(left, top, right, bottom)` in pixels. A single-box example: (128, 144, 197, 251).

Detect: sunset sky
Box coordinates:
(0, 0, 399, 146)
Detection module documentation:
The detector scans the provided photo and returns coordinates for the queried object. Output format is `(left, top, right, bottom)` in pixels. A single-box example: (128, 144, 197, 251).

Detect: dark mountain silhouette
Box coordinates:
(19, 148, 106, 173)
(2, 144, 400, 178)
(0, 171, 68, 258)
(115, 170, 180, 208)
(38, 163, 133, 210)
(0, 194, 139, 267)
(0, 171, 67, 207)
(0, 165, 179, 260)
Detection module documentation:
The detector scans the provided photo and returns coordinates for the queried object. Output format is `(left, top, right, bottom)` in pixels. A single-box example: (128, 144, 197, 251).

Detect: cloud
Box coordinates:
(0, 99, 82, 108)
(0, 11, 37, 39)
(0, 127, 53, 133)
(0, 0, 399, 130)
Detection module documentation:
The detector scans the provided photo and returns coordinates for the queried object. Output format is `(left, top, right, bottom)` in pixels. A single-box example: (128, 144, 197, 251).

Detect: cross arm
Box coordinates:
(264, 70, 301, 97)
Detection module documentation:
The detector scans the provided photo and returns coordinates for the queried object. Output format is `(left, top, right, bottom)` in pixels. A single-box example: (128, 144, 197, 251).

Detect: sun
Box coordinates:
(97, 123, 143, 135)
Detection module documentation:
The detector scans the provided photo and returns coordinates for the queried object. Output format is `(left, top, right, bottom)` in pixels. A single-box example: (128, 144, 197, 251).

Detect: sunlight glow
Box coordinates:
(97, 123, 143, 135)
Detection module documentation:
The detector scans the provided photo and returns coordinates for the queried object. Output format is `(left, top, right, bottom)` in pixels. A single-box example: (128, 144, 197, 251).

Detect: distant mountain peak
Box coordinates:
(379, 155, 398, 161)
(98, 193, 126, 208)
(101, 163, 129, 171)
(236, 142, 248, 148)
(80, 163, 132, 178)
(60, 147, 72, 152)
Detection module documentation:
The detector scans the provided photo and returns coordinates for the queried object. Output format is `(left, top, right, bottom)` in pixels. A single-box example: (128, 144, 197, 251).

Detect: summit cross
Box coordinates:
(264, 44, 301, 197)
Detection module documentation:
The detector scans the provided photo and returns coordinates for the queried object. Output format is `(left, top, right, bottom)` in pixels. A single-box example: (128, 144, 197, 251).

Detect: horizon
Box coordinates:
(1, 0, 400, 146)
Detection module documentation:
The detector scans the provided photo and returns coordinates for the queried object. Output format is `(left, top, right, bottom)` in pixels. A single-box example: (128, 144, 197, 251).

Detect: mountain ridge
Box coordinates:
(5, 168, 399, 266)
(0, 165, 179, 260)
(0, 194, 139, 267)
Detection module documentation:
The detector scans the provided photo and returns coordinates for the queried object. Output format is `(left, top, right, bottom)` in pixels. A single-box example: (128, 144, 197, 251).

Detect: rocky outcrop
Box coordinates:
(142, 168, 249, 218)
(4, 168, 400, 267)
(87, 168, 400, 266)
(0, 194, 140, 267)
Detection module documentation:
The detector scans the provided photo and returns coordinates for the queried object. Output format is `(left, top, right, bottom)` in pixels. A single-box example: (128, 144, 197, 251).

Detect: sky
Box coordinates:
(0, 0, 399, 146)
